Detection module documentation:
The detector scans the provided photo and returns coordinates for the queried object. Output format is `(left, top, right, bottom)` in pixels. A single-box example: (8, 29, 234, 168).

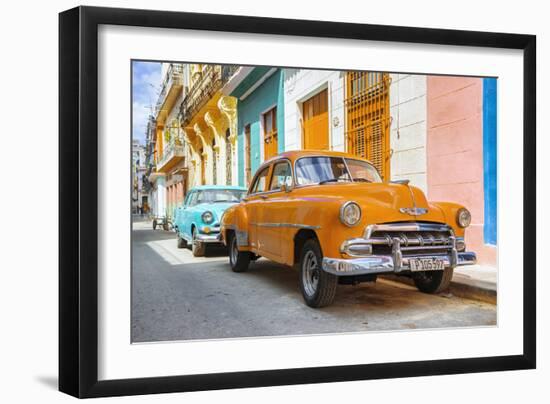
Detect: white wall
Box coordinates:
(389, 73, 428, 192)
(283, 69, 345, 151)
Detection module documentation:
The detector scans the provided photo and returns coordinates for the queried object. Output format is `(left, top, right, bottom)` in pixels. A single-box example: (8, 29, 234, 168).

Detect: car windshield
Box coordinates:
(295, 156, 382, 185)
(194, 189, 246, 205)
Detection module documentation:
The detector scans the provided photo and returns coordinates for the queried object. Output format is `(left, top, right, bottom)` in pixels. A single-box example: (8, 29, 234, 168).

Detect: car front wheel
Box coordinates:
(229, 233, 250, 272)
(191, 227, 206, 257)
(299, 239, 337, 308)
(413, 267, 454, 294)
(176, 231, 187, 249)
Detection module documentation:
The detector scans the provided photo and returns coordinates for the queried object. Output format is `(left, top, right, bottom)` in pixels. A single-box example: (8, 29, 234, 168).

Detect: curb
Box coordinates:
(381, 274, 497, 305)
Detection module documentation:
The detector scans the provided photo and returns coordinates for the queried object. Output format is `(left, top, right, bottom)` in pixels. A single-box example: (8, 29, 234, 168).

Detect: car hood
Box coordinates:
(297, 182, 447, 224)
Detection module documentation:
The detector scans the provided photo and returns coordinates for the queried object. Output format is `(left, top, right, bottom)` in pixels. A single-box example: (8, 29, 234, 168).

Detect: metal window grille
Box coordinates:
(345, 72, 391, 180)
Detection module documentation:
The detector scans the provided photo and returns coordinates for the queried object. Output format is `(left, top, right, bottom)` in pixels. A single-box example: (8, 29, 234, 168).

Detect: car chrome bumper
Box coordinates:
(322, 252, 477, 276)
(196, 233, 221, 243)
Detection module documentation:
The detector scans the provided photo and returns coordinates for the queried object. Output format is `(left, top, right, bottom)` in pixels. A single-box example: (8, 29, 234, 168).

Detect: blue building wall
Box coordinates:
(231, 69, 285, 187)
(483, 78, 497, 245)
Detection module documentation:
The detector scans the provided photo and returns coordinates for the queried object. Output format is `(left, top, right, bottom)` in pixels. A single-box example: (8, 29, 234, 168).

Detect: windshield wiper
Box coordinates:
(353, 178, 372, 183)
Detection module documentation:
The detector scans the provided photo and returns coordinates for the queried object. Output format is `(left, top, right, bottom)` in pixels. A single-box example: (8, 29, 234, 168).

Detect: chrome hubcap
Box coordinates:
(302, 250, 319, 297)
(230, 237, 238, 265)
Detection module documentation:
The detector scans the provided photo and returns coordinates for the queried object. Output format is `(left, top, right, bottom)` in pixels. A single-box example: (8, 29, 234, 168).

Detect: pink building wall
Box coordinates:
(427, 76, 496, 265)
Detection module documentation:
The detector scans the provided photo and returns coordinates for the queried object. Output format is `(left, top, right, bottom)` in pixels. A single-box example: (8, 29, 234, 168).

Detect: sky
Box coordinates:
(132, 61, 162, 145)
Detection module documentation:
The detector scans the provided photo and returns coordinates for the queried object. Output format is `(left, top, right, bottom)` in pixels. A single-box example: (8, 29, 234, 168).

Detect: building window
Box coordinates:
(345, 72, 391, 180)
(244, 124, 252, 186)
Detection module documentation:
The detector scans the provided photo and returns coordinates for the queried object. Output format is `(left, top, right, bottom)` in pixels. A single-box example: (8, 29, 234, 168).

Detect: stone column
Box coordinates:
(205, 109, 225, 185)
(218, 96, 238, 185)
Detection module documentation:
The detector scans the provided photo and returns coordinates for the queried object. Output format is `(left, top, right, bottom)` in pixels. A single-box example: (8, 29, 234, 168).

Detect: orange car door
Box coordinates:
(256, 160, 294, 260)
(244, 165, 271, 252)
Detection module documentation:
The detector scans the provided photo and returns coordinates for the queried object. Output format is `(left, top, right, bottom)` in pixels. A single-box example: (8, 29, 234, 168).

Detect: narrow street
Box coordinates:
(131, 219, 496, 343)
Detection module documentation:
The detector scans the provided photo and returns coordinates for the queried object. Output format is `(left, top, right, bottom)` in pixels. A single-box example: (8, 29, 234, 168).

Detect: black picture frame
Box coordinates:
(59, 5, 536, 398)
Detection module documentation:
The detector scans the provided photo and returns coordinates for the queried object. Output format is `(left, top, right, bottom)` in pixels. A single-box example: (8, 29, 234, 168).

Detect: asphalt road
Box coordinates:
(131, 219, 496, 343)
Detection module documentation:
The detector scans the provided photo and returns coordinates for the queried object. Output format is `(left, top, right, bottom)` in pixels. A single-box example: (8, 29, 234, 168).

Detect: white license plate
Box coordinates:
(409, 258, 445, 272)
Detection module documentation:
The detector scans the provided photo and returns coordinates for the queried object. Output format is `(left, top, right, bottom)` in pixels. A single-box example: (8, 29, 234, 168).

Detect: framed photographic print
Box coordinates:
(59, 6, 536, 398)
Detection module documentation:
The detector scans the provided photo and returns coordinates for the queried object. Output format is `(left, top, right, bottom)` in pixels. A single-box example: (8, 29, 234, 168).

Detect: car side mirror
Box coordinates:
(281, 183, 293, 193)
(390, 179, 410, 185)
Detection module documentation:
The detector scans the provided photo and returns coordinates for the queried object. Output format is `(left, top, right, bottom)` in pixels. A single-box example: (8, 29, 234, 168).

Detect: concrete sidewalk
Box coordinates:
(384, 265, 497, 304)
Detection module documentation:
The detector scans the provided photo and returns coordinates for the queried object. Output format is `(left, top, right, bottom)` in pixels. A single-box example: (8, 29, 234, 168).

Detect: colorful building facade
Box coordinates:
(131, 139, 147, 213)
(179, 64, 239, 191)
(148, 63, 240, 223)
(277, 70, 496, 264)
(223, 67, 285, 187)
(143, 63, 497, 265)
(426, 76, 497, 264)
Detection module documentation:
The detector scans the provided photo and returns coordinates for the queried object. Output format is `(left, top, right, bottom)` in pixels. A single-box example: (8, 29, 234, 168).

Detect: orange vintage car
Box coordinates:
(220, 150, 476, 308)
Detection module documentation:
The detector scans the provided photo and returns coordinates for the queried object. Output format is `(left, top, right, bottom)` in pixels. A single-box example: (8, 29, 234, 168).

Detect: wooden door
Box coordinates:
(302, 88, 329, 150)
(263, 107, 278, 160)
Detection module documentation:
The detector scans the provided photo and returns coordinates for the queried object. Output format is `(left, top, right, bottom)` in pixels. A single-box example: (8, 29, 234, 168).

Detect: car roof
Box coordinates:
(262, 150, 374, 165)
(188, 185, 247, 192)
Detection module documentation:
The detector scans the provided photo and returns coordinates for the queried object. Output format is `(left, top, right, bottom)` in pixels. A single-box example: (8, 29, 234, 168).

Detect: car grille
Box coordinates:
(340, 222, 458, 258)
(370, 229, 452, 256)
(366, 222, 454, 257)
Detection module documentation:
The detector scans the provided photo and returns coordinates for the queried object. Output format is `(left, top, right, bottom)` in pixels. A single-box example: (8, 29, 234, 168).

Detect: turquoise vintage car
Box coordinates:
(174, 185, 247, 256)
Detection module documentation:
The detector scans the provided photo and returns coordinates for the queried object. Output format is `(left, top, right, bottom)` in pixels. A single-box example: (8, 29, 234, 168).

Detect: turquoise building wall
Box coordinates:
(230, 68, 285, 187)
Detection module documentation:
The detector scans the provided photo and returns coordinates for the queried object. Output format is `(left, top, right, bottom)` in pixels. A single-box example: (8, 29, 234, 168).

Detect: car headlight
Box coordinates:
(202, 211, 214, 224)
(457, 208, 471, 228)
(340, 201, 362, 227)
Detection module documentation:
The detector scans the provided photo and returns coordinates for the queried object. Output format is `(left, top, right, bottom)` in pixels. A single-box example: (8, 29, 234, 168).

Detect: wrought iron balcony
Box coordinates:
(179, 65, 239, 125)
(155, 64, 184, 123)
(156, 142, 185, 173)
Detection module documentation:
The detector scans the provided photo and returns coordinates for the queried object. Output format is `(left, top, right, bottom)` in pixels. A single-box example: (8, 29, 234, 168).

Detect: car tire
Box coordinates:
(299, 239, 337, 308)
(413, 267, 454, 294)
(191, 227, 206, 257)
(152, 219, 157, 230)
(176, 231, 187, 249)
(229, 232, 250, 273)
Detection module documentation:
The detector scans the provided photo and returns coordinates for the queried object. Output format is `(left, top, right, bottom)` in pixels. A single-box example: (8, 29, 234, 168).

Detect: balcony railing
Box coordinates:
(155, 64, 184, 116)
(157, 142, 185, 172)
(179, 65, 239, 125)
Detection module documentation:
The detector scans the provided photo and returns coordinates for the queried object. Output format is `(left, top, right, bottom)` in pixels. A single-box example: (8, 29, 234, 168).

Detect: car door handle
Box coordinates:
(260, 195, 268, 200)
